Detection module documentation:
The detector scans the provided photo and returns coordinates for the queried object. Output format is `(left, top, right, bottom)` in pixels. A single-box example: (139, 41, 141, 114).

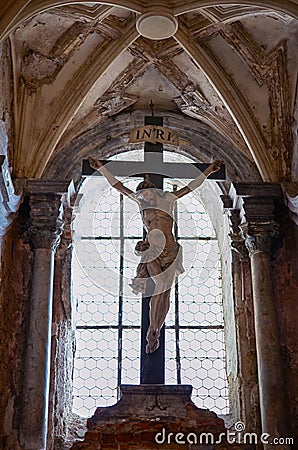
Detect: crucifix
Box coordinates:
(83, 116, 225, 384)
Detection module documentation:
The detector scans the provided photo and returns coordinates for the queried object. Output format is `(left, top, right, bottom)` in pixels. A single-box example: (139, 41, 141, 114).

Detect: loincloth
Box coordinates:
(129, 240, 184, 295)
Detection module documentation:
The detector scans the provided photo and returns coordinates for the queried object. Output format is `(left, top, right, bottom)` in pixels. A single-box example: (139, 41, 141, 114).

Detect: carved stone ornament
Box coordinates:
(96, 93, 138, 116)
(27, 193, 63, 250)
(223, 204, 249, 260)
(241, 221, 280, 256)
(230, 231, 249, 260)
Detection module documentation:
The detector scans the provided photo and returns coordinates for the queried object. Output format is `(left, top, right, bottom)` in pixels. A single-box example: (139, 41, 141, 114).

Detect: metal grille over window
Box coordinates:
(72, 151, 229, 418)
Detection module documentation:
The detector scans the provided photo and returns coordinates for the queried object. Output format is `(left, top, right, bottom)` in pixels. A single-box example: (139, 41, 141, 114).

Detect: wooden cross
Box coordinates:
(83, 116, 225, 385)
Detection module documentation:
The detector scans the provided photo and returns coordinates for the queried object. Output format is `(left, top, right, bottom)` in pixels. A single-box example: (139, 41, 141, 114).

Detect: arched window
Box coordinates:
(72, 150, 229, 418)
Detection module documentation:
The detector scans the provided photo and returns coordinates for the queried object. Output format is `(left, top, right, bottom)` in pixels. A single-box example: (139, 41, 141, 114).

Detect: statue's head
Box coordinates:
(136, 175, 158, 206)
(136, 174, 156, 191)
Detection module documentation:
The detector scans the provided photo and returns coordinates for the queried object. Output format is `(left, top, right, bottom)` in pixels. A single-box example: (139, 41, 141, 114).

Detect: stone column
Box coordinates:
(229, 215, 260, 432)
(48, 202, 76, 448)
(242, 221, 289, 448)
(226, 183, 290, 448)
(20, 182, 69, 450)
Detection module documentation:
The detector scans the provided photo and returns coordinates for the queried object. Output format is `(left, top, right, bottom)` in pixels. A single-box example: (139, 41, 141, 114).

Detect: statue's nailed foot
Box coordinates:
(146, 328, 160, 353)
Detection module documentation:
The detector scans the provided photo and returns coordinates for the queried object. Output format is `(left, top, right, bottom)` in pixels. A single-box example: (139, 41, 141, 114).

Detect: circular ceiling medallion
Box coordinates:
(136, 12, 178, 40)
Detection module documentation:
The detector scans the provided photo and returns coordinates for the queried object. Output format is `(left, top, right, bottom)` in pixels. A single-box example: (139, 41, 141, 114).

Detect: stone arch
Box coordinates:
(44, 110, 261, 184)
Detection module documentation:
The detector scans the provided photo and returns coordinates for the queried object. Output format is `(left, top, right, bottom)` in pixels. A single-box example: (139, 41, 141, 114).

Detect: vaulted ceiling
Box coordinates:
(1, 1, 297, 183)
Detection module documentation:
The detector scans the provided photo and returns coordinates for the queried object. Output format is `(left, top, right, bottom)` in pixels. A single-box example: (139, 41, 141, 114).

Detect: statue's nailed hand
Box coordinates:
(89, 157, 103, 170)
(210, 160, 224, 173)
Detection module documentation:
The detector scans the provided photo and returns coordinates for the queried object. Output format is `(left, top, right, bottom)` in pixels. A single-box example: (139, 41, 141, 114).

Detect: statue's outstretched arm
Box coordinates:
(88, 157, 137, 201)
(174, 160, 224, 199)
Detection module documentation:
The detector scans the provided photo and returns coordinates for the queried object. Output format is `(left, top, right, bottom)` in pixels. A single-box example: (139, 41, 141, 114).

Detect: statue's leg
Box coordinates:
(146, 262, 175, 353)
(149, 287, 171, 334)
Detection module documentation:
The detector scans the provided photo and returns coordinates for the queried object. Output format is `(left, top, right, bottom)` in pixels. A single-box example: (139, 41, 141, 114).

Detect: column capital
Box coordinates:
(222, 183, 283, 257)
(241, 221, 280, 256)
(24, 180, 72, 250)
(28, 193, 63, 249)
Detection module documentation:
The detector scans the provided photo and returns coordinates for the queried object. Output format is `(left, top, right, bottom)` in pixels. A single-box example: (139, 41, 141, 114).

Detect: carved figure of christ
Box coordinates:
(88, 157, 223, 354)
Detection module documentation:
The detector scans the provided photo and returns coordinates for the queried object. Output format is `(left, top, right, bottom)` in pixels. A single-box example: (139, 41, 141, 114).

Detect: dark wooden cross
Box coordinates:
(83, 116, 225, 384)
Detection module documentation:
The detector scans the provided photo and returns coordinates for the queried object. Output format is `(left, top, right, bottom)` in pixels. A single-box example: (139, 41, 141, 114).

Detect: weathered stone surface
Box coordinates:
(224, 185, 294, 448)
(20, 189, 69, 450)
(71, 385, 229, 450)
(272, 208, 298, 442)
(48, 203, 77, 450)
(0, 210, 33, 450)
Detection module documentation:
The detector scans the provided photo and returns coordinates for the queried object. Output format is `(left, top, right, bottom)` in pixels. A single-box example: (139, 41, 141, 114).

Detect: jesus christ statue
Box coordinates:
(89, 157, 223, 353)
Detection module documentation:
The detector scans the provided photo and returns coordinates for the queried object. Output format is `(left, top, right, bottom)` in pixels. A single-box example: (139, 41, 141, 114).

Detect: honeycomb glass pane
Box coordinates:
(165, 329, 178, 384)
(121, 329, 141, 384)
(72, 329, 119, 417)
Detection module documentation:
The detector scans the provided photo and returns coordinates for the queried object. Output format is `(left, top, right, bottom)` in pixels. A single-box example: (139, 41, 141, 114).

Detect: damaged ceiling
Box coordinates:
(1, 1, 297, 182)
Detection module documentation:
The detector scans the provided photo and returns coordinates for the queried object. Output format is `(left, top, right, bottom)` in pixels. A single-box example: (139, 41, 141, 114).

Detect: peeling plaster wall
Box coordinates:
(0, 201, 80, 450)
(0, 42, 13, 145)
(0, 198, 80, 450)
(0, 208, 32, 450)
(273, 207, 298, 440)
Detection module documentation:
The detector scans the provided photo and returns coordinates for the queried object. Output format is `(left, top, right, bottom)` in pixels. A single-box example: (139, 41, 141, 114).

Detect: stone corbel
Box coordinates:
(60, 179, 76, 243)
(221, 194, 248, 260)
(227, 182, 282, 222)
